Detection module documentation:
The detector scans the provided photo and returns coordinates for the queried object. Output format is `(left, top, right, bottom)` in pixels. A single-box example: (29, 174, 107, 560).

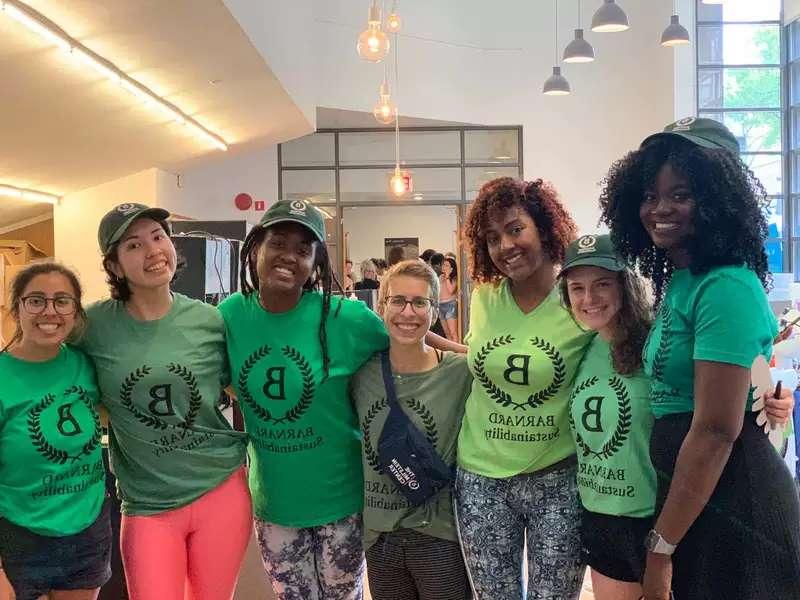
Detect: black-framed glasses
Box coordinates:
(384, 295, 437, 314)
(20, 295, 78, 315)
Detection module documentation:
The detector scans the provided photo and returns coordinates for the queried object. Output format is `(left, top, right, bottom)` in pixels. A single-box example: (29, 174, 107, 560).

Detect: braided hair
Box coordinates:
(239, 225, 343, 380)
(599, 137, 771, 306)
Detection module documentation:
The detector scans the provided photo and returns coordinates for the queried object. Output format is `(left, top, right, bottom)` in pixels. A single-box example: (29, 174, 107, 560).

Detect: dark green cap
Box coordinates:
(98, 203, 170, 254)
(561, 234, 626, 275)
(259, 200, 326, 243)
(640, 117, 740, 155)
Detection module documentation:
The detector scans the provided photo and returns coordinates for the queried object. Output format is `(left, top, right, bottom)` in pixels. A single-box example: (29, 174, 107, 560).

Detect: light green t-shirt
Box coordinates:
(643, 266, 777, 419)
(352, 351, 472, 549)
(569, 336, 656, 518)
(219, 291, 389, 528)
(0, 346, 105, 536)
(80, 294, 248, 516)
(458, 280, 595, 477)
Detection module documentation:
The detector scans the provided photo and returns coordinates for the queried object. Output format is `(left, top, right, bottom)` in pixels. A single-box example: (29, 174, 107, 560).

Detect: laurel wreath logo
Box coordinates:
(570, 375, 632, 461)
(119, 364, 202, 430)
(27, 386, 102, 464)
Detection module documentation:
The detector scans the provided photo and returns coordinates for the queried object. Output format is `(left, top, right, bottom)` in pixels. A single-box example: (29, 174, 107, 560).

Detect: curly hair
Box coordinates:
(599, 137, 771, 305)
(463, 177, 578, 284)
(560, 268, 652, 375)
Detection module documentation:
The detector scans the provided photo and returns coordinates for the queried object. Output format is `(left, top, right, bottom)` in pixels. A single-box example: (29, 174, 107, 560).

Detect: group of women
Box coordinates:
(1, 116, 799, 600)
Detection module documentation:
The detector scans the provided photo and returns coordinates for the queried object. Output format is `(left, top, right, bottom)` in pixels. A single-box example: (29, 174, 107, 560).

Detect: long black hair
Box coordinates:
(599, 137, 771, 306)
(239, 224, 343, 380)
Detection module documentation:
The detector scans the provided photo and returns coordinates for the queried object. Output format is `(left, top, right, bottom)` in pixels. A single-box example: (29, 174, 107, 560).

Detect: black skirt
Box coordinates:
(650, 412, 800, 600)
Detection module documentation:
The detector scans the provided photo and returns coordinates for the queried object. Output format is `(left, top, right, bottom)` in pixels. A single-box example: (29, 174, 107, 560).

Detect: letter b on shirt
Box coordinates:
(503, 354, 531, 386)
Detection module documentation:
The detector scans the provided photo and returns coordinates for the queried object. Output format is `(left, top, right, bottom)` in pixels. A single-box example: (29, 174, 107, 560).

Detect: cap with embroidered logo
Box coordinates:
(640, 117, 740, 155)
(98, 203, 170, 254)
(258, 200, 326, 243)
(560, 234, 626, 275)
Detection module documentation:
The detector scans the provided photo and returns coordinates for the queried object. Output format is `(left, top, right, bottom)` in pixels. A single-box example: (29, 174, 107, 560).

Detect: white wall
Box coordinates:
(344, 205, 458, 274)
(55, 168, 160, 302)
(674, 0, 697, 119)
(787, 0, 800, 24)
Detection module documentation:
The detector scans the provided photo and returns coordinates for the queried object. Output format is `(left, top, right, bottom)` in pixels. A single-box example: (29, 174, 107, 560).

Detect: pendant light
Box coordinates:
(661, 1, 690, 48)
(591, 0, 629, 33)
(563, 0, 595, 63)
(386, 0, 401, 33)
(388, 30, 409, 197)
(544, 0, 571, 96)
(356, 0, 390, 62)
(373, 64, 396, 124)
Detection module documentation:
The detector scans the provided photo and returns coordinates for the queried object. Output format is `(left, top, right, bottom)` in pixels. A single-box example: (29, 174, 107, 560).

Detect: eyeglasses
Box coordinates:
(20, 295, 78, 315)
(385, 295, 436, 314)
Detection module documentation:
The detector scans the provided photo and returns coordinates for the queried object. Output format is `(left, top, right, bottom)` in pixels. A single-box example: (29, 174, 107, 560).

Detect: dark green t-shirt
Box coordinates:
(0, 346, 105, 536)
(569, 336, 656, 518)
(352, 351, 472, 549)
(219, 291, 389, 527)
(80, 294, 247, 515)
(643, 266, 777, 419)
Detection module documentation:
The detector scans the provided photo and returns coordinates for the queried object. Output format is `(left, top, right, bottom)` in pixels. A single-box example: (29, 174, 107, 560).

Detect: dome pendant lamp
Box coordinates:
(591, 0, 629, 33)
(563, 0, 595, 63)
(544, 0, 571, 95)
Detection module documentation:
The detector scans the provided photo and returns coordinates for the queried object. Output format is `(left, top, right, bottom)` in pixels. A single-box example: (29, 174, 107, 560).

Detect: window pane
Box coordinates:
(743, 154, 783, 195)
(281, 169, 335, 204)
(793, 196, 800, 233)
(465, 167, 520, 199)
(792, 241, 800, 280)
(768, 238, 784, 275)
(699, 111, 781, 152)
(766, 196, 784, 237)
(791, 64, 800, 108)
(697, 0, 780, 23)
(698, 67, 780, 109)
(280, 133, 335, 167)
(339, 167, 462, 203)
(339, 131, 461, 166)
(464, 130, 520, 165)
(698, 24, 779, 65)
(791, 21, 800, 63)
(792, 154, 800, 193)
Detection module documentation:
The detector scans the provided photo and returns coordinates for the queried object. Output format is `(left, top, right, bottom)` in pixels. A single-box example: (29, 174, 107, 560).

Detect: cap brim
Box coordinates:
(640, 131, 730, 152)
(108, 207, 171, 247)
(560, 255, 626, 276)
(259, 216, 324, 243)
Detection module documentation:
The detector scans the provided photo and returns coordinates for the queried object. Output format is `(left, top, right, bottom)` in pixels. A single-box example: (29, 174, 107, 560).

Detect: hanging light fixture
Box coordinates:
(386, 0, 401, 33)
(356, 0, 390, 62)
(563, 0, 595, 63)
(388, 31, 409, 197)
(373, 66, 396, 124)
(661, 2, 690, 48)
(544, 0, 571, 96)
(591, 0, 629, 33)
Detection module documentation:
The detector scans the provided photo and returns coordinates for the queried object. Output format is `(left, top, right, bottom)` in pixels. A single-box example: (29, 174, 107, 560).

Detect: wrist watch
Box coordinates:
(645, 529, 677, 555)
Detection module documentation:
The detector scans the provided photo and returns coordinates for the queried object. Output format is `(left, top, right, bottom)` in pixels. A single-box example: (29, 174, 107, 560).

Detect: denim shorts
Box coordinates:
(439, 299, 457, 320)
(0, 499, 112, 600)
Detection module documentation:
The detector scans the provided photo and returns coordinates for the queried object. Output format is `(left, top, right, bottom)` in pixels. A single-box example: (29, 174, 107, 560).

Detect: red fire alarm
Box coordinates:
(234, 193, 253, 210)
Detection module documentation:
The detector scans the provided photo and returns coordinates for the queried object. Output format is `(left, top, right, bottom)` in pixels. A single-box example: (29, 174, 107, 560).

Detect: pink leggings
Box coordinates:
(120, 467, 252, 600)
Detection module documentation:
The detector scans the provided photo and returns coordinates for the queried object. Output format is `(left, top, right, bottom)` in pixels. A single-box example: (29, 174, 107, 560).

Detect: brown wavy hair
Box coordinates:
(463, 177, 578, 284)
(559, 268, 652, 375)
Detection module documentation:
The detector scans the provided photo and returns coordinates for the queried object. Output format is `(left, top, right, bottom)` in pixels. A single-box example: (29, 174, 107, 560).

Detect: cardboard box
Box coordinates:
(0, 240, 48, 265)
(0, 263, 25, 343)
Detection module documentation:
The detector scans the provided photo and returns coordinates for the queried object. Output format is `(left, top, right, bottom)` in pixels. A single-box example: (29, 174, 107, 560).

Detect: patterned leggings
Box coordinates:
(254, 513, 364, 600)
(454, 465, 584, 600)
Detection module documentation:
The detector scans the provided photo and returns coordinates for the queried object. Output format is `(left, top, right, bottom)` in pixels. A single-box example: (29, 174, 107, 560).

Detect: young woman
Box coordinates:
(601, 117, 800, 600)
(80, 203, 251, 600)
(455, 177, 594, 599)
(0, 262, 110, 600)
(438, 256, 459, 343)
(219, 199, 388, 600)
(352, 260, 472, 600)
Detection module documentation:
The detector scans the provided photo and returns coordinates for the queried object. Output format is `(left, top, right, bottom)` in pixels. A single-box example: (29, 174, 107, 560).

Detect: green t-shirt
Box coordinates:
(0, 346, 105, 536)
(569, 336, 656, 518)
(219, 291, 389, 527)
(643, 266, 777, 419)
(458, 280, 595, 477)
(80, 294, 248, 516)
(352, 351, 472, 549)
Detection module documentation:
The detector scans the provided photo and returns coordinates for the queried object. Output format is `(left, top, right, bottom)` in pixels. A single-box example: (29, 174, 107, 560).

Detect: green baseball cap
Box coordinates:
(560, 234, 626, 275)
(640, 117, 740, 155)
(258, 200, 326, 243)
(98, 203, 171, 254)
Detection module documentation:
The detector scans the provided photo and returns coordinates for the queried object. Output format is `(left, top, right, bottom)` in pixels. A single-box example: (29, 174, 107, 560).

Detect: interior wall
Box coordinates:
(787, 0, 800, 24)
(54, 168, 160, 303)
(0, 218, 54, 255)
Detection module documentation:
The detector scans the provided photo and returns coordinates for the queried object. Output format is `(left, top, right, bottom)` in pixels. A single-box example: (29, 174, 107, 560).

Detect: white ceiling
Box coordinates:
(0, 0, 312, 226)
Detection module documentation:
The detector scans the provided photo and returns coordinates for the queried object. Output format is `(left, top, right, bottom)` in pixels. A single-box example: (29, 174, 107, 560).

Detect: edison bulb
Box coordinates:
(390, 170, 406, 196)
(357, 25, 390, 62)
(373, 83, 396, 124)
(386, 13, 402, 33)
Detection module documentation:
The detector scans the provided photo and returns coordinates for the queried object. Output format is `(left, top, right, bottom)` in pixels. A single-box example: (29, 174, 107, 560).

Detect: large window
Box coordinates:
(696, 0, 785, 274)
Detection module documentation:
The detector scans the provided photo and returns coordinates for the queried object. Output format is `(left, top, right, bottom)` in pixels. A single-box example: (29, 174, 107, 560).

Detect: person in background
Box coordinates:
(455, 177, 593, 599)
(420, 249, 436, 264)
(373, 258, 389, 281)
(0, 262, 110, 600)
(439, 256, 460, 343)
(601, 118, 800, 600)
(429, 253, 444, 276)
(352, 260, 472, 600)
(388, 247, 406, 267)
(355, 259, 380, 291)
(344, 260, 355, 292)
(82, 203, 251, 600)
